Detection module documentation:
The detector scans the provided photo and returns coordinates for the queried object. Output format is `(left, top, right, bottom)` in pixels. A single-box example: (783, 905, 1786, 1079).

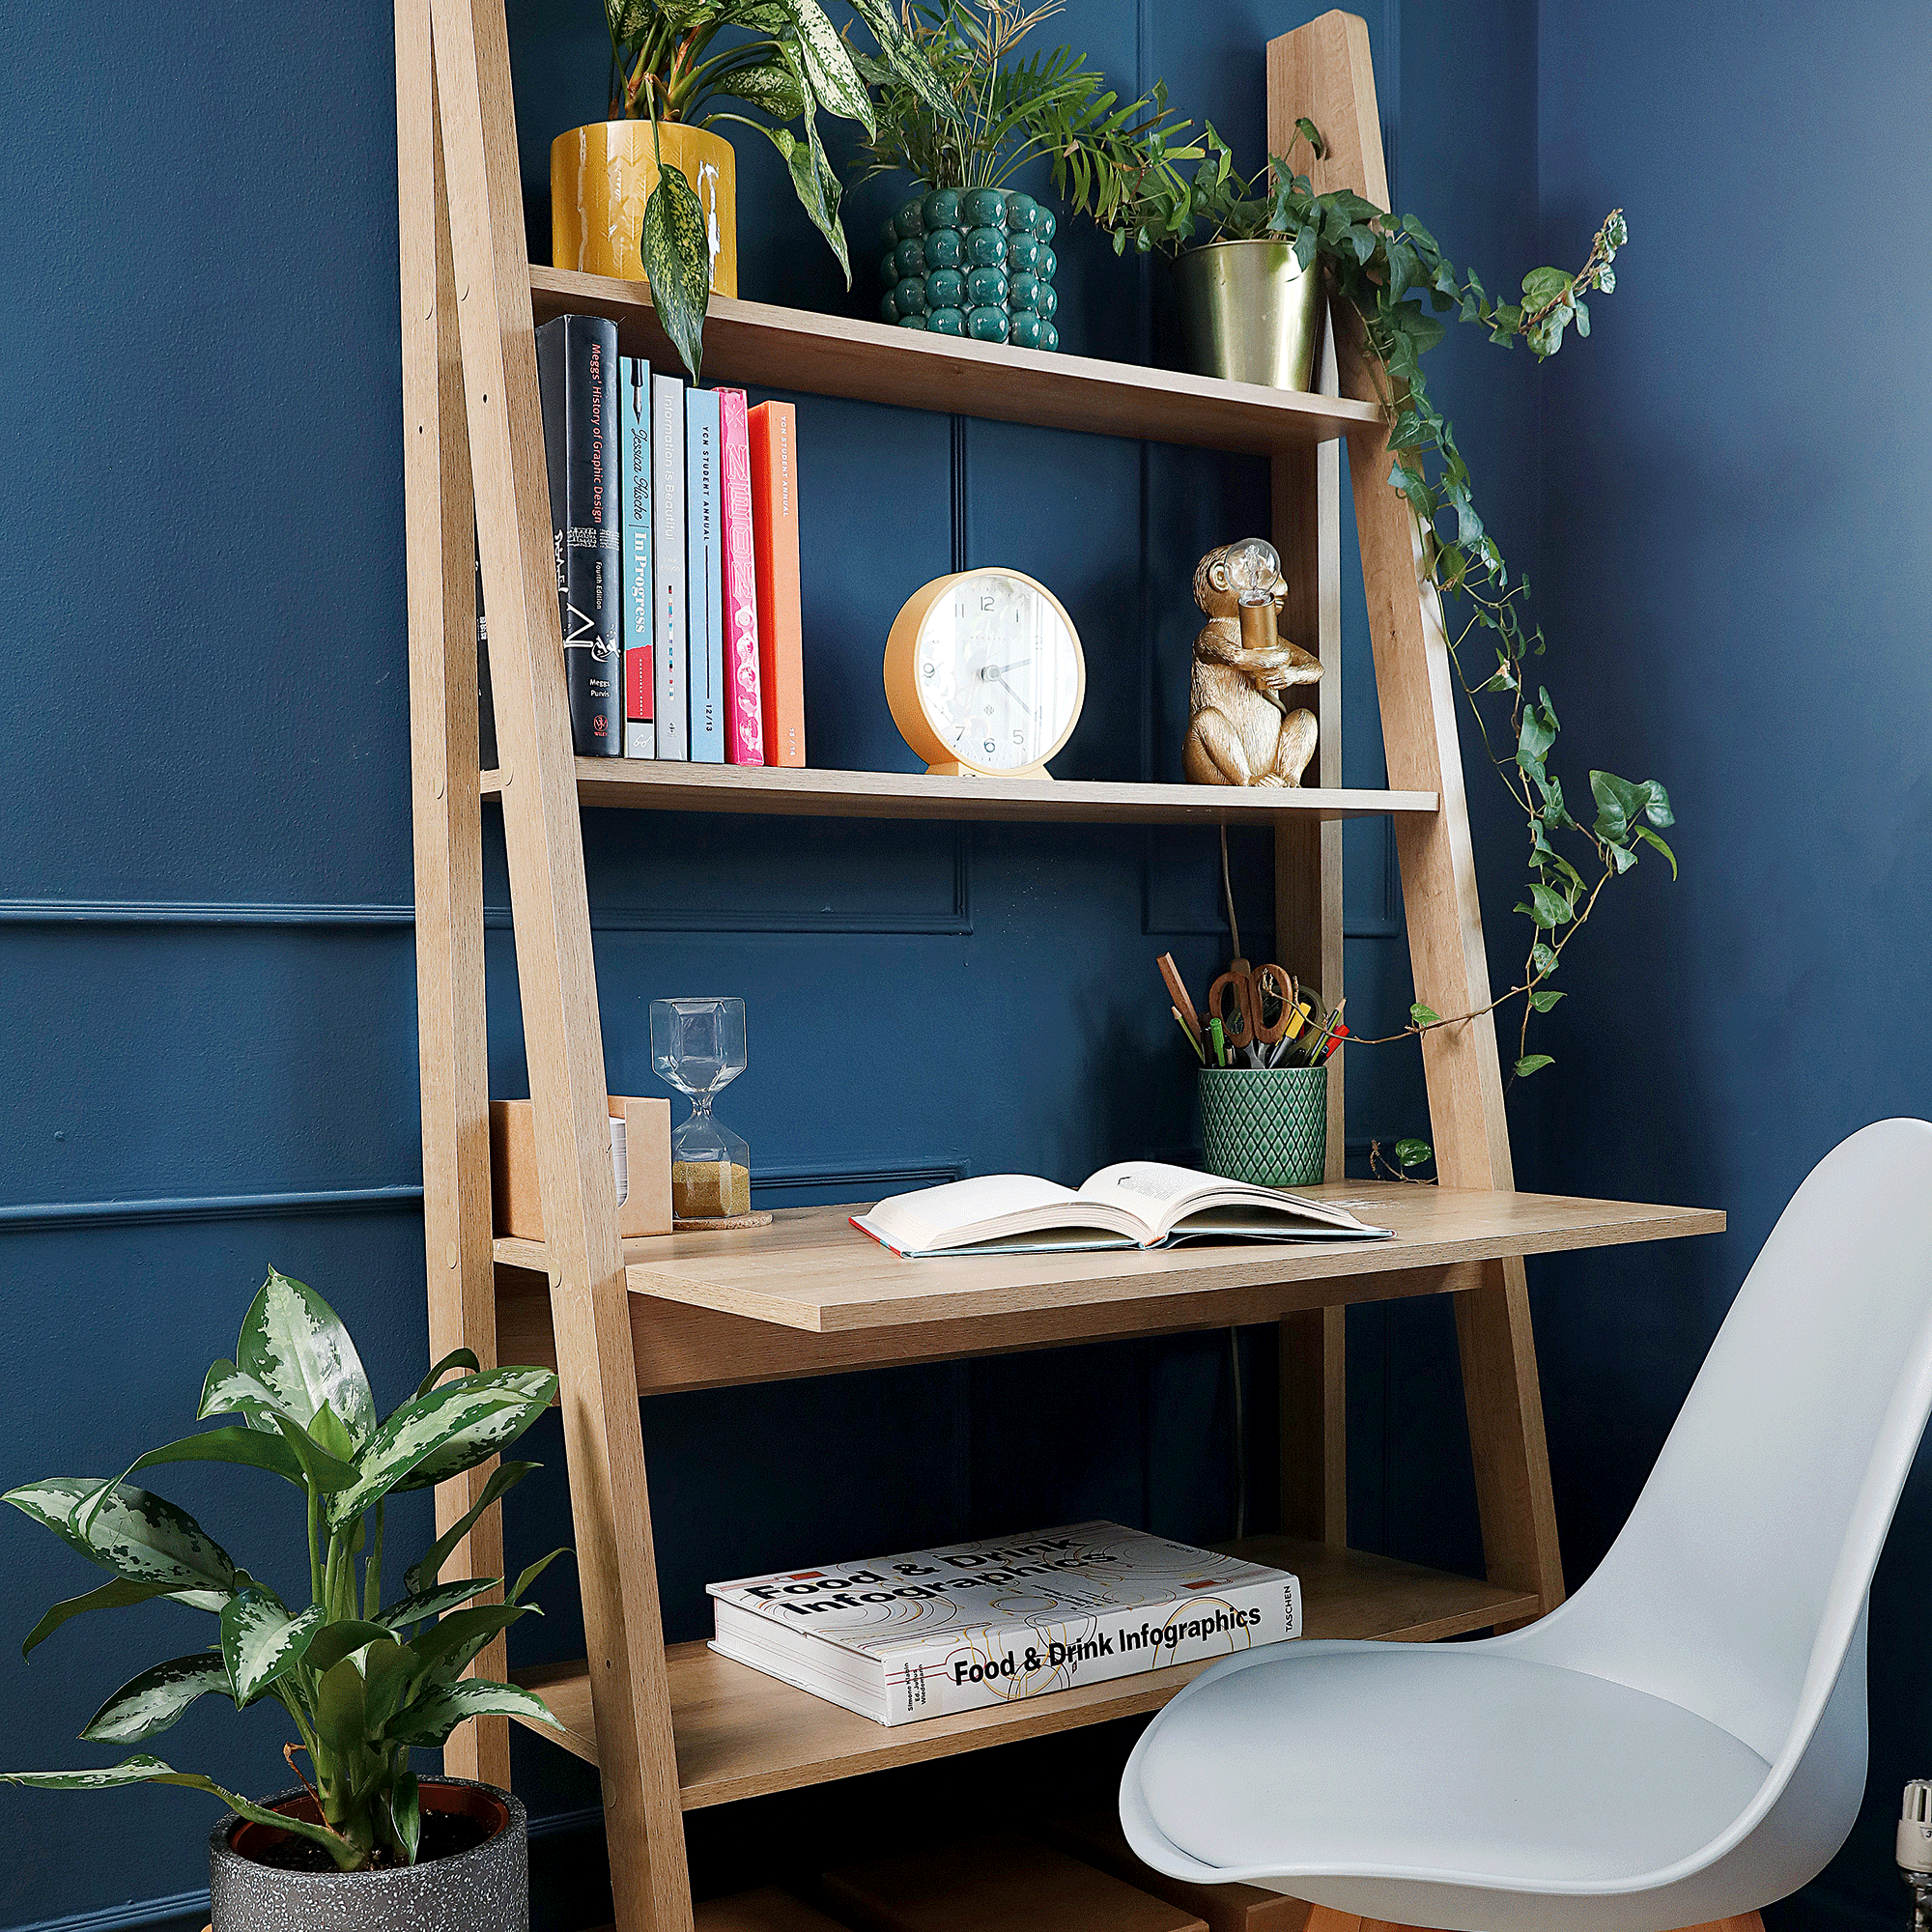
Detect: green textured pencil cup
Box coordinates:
(1199, 1065, 1328, 1188)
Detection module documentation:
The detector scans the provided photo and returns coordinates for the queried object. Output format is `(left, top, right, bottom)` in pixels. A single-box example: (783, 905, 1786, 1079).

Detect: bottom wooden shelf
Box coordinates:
(511, 1535, 1540, 1811)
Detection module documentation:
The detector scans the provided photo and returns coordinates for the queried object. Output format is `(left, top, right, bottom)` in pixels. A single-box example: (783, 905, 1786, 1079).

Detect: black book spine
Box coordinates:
(536, 314, 622, 756)
(475, 532, 497, 770)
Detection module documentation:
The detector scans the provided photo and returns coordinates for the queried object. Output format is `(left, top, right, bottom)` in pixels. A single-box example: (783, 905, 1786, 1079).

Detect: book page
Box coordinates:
(857, 1174, 1083, 1254)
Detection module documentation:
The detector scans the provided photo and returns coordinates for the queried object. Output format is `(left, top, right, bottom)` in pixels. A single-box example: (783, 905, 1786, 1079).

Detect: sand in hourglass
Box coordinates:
(653, 996, 764, 1224)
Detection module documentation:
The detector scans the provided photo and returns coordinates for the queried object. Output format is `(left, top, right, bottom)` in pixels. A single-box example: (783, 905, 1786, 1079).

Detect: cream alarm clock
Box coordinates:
(884, 568, 1086, 779)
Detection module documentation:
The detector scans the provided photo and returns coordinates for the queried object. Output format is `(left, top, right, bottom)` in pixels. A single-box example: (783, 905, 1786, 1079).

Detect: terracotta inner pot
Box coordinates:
(227, 1779, 509, 1864)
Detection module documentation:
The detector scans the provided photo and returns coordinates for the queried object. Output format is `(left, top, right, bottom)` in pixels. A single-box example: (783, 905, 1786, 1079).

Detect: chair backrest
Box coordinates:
(1507, 1118, 1932, 1765)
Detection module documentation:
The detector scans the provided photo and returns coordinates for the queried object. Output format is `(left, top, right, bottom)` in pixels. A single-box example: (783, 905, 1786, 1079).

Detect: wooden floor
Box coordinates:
(511, 1535, 1541, 1811)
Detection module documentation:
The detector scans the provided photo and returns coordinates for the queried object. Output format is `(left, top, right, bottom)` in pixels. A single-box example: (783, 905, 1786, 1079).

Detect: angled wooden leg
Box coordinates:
(427, 2, 692, 1928)
(396, 0, 508, 1793)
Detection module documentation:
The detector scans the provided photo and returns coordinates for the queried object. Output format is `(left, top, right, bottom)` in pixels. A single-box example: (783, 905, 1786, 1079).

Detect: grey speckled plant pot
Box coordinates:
(208, 1778, 527, 1932)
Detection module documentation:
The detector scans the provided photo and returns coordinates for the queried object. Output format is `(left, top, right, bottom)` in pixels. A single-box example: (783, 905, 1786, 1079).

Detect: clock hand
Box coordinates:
(976, 659, 1035, 679)
(991, 671, 1037, 719)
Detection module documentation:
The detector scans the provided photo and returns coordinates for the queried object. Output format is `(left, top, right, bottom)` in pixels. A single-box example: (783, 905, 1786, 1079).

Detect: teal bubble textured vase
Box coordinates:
(878, 188, 1060, 352)
(1198, 1065, 1328, 1189)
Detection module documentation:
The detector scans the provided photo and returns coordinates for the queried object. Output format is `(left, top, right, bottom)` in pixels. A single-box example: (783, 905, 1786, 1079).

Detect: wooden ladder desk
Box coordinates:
(395, 7, 1726, 1930)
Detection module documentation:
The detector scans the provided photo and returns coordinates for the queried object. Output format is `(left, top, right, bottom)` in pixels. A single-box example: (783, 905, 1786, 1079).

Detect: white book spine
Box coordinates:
(650, 375, 688, 761)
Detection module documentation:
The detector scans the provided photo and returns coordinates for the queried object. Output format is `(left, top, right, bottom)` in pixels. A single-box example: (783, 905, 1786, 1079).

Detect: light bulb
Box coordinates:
(1225, 538, 1280, 607)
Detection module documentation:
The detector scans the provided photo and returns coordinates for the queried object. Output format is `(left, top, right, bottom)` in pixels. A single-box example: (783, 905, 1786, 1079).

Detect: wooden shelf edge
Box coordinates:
(526, 264, 1383, 455)
(507, 1537, 1544, 1811)
(478, 759, 1436, 825)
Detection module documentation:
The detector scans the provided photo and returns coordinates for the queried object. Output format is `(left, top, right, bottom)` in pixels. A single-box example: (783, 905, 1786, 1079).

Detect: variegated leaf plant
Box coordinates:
(1, 1269, 564, 1872)
(605, 0, 956, 378)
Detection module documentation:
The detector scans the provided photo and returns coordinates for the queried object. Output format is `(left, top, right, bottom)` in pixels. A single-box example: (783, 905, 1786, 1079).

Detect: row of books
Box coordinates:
(480, 311, 806, 767)
(708, 1520, 1300, 1726)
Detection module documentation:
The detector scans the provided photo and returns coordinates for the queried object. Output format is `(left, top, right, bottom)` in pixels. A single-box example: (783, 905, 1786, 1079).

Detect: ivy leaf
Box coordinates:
(1530, 942, 1558, 976)
(1293, 116, 1325, 157)
(1409, 1003, 1441, 1028)
(1635, 825, 1680, 878)
(641, 159, 711, 384)
(1514, 1054, 1556, 1079)
(1527, 882, 1573, 927)
(1529, 987, 1566, 1012)
(1393, 1138, 1433, 1170)
(1520, 266, 1571, 306)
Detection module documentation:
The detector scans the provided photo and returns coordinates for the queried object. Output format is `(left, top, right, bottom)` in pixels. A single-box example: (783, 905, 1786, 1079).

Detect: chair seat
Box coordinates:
(1133, 1641, 1771, 1890)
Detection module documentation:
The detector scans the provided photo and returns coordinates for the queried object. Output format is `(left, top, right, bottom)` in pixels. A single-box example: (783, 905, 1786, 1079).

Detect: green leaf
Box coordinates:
(363, 1636, 417, 1732)
(764, 102, 849, 287)
(1520, 266, 1570, 306)
(390, 1767, 421, 1866)
(81, 1655, 232, 1743)
(21, 1577, 186, 1659)
(1635, 825, 1679, 877)
(414, 1350, 482, 1401)
(237, 1267, 377, 1448)
(6, 1477, 111, 1562)
(302, 1620, 393, 1678)
(386, 1679, 564, 1748)
(98, 1425, 309, 1495)
(75, 1485, 236, 1594)
(0, 1759, 361, 1868)
(1408, 1003, 1441, 1028)
(786, 0, 873, 130)
(326, 1369, 557, 1530)
(1514, 1054, 1556, 1078)
(1393, 1138, 1433, 1170)
(509, 1547, 571, 1605)
(313, 1657, 368, 1755)
(1293, 116, 1325, 157)
(718, 58, 806, 121)
(1527, 882, 1574, 927)
(407, 1603, 537, 1687)
(641, 160, 711, 384)
(220, 1591, 323, 1706)
(193, 1367, 358, 1491)
(376, 1577, 501, 1634)
(403, 1462, 534, 1597)
(1529, 987, 1566, 1012)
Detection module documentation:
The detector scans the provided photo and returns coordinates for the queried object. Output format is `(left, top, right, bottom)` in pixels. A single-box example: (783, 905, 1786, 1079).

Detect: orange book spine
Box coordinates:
(748, 401, 806, 767)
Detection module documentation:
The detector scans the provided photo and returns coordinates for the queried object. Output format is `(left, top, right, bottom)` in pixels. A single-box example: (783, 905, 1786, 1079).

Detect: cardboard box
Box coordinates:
(489, 1095, 671, 1240)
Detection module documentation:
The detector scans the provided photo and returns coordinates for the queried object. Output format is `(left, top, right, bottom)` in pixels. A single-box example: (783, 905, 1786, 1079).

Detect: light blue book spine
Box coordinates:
(650, 374, 687, 761)
(685, 386, 726, 765)
(620, 356, 654, 758)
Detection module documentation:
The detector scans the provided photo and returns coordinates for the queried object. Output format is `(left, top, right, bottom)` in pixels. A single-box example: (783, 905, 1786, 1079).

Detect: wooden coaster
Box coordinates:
(673, 1211, 774, 1232)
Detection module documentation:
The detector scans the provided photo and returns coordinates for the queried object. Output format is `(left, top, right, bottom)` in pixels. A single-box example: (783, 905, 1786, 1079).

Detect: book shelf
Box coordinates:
(397, 9, 1723, 1932)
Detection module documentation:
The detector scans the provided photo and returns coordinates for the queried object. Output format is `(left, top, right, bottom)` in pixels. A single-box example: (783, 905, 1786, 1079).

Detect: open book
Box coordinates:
(851, 1161, 1391, 1258)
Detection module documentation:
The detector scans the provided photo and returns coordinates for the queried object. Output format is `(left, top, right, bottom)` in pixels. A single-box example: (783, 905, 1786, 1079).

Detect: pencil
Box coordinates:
(1173, 1005, 1207, 1064)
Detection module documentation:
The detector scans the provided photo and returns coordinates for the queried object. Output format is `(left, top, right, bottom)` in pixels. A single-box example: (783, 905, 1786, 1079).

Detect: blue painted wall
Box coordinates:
(25, 1, 1913, 1929)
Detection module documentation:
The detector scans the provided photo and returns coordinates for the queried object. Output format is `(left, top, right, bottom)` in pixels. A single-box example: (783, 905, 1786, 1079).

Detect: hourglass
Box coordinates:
(651, 996, 753, 1221)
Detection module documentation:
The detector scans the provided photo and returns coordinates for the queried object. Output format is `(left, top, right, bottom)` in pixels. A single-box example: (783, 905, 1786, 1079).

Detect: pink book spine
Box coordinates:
(718, 388, 766, 765)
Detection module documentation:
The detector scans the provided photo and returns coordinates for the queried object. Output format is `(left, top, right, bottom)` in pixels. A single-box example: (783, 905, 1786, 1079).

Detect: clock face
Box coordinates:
(912, 572, 1083, 772)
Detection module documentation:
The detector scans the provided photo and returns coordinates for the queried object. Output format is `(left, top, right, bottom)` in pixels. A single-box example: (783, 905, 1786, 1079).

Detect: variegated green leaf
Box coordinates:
(407, 1603, 536, 1689)
(414, 1348, 481, 1400)
(389, 1369, 556, 1496)
(81, 1654, 232, 1742)
(195, 1359, 281, 1435)
(842, 0, 955, 119)
(404, 1461, 534, 1595)
(237, 1268, 378, 1447)
(22, 1577, 186, 1658)
(375, 1577, 499, 1634)
(301, 1619, 391, 1677)
(786, 0, 873, 131)
(102, 1425, 309, 1492)
(5, 1477, 105, 1561)
(386, 1678, 564, 1747)
(195, 1367, 360, 1491)
(721, 58, 807, 121)
(219, 1590, 322, 1705)
(76, 1485, 236, 1594)
(642, 158, 711, 384)
(765, 114, 849, 285)
(0, 1758, 361, 1868)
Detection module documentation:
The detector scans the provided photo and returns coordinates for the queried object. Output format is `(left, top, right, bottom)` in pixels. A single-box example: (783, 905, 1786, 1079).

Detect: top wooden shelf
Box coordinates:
(528, 265, 1384, 455)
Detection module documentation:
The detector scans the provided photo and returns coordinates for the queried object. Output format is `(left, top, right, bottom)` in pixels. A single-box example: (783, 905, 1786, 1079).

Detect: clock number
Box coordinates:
(983, 738, 996, 756)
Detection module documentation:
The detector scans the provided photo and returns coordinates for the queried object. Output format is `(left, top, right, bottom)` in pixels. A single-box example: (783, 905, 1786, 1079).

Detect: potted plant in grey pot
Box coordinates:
(1, 1267, 564, 1932)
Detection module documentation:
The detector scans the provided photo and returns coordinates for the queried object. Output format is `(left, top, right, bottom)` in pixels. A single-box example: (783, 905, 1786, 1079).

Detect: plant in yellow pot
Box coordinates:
(558, 0, 953, 380)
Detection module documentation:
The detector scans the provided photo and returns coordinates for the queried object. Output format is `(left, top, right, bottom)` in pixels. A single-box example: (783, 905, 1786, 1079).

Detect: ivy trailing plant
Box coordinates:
(1063, 122, 1672, 1081)
(852, 1, 1199, 201)
(0, 1269, 564, 1871)
(605, 0, 952, 378)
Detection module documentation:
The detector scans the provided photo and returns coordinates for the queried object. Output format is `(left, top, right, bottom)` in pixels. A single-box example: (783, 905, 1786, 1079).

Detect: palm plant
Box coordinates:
(854, 1, 1199, 204)
(604, 0, 953, 377)
(0, 1269, 563, 1872)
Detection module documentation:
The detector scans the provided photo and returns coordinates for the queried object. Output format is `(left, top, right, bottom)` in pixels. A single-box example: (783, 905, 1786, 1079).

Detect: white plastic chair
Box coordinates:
(1122, 1119, 1932, 1932)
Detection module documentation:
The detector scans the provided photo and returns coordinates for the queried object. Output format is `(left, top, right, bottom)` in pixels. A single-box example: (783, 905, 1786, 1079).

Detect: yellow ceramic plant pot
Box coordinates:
(551, 121, 738, 298)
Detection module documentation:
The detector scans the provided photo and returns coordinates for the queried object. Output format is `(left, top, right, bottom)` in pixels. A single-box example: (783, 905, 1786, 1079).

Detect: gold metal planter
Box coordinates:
(1173, 239, 1323, 390)
(551, 121, 738, 297)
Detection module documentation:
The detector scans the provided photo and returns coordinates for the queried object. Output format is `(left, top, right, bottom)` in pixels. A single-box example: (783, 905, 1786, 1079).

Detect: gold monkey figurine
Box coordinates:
(1182, 538, 1321, 787)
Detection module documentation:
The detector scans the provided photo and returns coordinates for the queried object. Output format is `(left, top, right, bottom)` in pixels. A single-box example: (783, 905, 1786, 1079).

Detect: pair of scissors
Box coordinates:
(1207, 962, 1298, 1050)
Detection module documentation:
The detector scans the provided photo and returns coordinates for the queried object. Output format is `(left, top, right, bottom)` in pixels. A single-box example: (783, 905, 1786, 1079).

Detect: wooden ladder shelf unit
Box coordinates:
(397, 9, 1722, 1932)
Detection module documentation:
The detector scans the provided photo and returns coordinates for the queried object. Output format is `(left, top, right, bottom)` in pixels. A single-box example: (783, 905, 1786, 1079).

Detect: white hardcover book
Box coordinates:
(650, 374, 688, 761)
(708, 1520, 1299, 1726)
(619, 355, 654, 758)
